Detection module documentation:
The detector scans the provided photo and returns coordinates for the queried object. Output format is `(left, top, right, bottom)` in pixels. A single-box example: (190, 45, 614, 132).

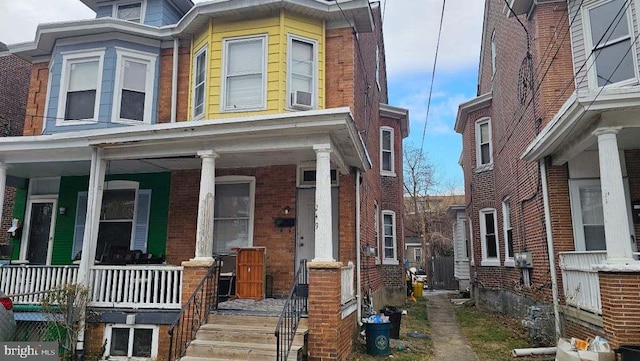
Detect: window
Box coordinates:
(113, 49, 156, 123)
(58, 50, 104, 124)
(192, 46, 207, 119)
(468, 216, 475, 266)
(288, 36, 316, 110)
(297, 166, 338, 187)
(382, 210, 398, 264)
(115, 2, 143, 23)
(414, 247, 422, 263)
(502, 199, 514, 266)
(213, 176, 255, 254)
(222, 36, 266, 111)
(479, 208, 499, 266)
(104, 324, 158, 359)
(380, 127, 395, 175)
(491, 30, 496, 77)
(375, 45, 381, 90)
(374, 202, 380, 262)
(570, 179, 606, 251)
(585, 0, 636, 87)
(475, 118, 492, 168)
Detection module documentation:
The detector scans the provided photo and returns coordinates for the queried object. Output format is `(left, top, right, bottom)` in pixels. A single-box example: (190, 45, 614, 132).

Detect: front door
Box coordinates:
(22, 198, 57, 265)
(296, 188, 339, 270)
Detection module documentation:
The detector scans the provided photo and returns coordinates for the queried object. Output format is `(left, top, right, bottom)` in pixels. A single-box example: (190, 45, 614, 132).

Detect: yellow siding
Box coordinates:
(187, 11, 325, 119)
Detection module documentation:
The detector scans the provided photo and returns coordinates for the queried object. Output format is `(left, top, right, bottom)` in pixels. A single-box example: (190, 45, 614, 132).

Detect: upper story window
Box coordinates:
(502, 199, 514, 266)
(382, 210, 398, 264)
(113, 49, 156, 123)
(584, 0, 636, 87)
(58, 50, 105, 125)
(380, 126, 395, 176)
(475, 118, 492, 169)
(288, 36, 317, 110)
(116, 2, 143, 23)
(491, 30, 497, 78)
(479, 208, 499, 266)
(222, 36, 267, 111)
(193, 46, 207, 119)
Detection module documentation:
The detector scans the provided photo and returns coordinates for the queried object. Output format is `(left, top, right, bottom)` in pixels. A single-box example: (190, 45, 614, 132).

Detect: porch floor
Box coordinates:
(215, 297, 287, 316)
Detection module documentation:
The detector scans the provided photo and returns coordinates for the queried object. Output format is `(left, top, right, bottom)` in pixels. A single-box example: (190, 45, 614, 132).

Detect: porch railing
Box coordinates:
(89, 265, 183, 309)
(559, 251, 606, 315)
(275, 259, 308, 361)
(0, 265, 79, 304)
(167, 260, 220, 361)
(341, 261, 355, 305)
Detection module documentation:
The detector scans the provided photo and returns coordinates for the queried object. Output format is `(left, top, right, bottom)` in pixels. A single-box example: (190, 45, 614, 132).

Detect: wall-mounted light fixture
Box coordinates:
(59, 206, 66, 216)
(283, 206, 291, 215)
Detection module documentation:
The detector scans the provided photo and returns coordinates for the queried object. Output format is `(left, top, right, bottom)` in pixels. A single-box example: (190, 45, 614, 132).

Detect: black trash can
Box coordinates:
(380, 306, 402, 339)
(616, 345, 640, 360)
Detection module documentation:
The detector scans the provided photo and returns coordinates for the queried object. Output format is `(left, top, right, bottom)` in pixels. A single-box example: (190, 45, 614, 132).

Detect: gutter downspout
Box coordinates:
(171, 37, 179, 123)
(356, 170, 363, 325)
(540, 159, 561, 338)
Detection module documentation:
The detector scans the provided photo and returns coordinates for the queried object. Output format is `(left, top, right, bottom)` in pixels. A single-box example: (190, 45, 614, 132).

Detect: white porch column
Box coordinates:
(0, 163, 7, 225)
(594, 127, 634, 262)
(313, 144, 335, 262)
(193, 150, 218, 261)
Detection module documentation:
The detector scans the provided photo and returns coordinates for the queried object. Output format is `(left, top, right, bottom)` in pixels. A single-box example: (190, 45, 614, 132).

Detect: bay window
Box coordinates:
(222, 36, 266, 111)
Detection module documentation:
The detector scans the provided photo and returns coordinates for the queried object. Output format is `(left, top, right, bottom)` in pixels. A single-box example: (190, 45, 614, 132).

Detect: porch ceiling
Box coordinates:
(0, 108, 370, 178)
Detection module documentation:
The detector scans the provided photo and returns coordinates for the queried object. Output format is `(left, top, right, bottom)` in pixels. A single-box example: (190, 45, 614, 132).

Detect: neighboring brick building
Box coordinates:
(2, 1, 408, 360)
(457, 0, 640, 347)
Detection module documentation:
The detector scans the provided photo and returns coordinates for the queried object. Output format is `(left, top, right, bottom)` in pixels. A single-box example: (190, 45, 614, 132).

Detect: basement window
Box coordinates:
(104, 324, 158, 360)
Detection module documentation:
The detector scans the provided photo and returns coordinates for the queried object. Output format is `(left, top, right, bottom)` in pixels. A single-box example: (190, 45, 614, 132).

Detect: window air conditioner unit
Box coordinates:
(291, 90, 313, 110)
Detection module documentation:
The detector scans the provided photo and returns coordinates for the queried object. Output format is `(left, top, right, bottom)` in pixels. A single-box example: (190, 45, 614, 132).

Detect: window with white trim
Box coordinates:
(222, 36, 266, 111)
(113, 49, 156, 123)
(382, 210, 398, 264)
(58, 51, 104, 123)
(287, 36, 316, 110)
(502, 199, 514, 266)
(491, 30, 496, 78)
(584, 0, 636, 87)
(414, 247, 422, 263)
(479, 208, 499, 266)
(116, 2, 143, 22)
(570, 179, 606, 251)
(374, 201, 380, 262)
(468, 216, 475, 266)
(380, 127, 395, 175)
(213, 176, 255, 254)
(104, 324, 158, 359)
(192, 46, 207, 119)
(475, 118, 492, 168)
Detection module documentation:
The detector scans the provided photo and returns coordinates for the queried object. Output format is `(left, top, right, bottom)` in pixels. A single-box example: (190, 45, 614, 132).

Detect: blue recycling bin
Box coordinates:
(365, 321, 391, 356)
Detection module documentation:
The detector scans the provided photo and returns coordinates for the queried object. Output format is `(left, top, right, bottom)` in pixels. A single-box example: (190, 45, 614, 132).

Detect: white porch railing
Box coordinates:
(341, 261, 355, 305)
(558, 251, 606, 315)
(0, 265, 79, 305)
(90, 265, 183, 309)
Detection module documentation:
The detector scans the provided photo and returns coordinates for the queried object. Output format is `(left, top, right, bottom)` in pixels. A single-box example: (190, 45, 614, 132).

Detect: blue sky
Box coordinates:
(0, 0, 485, 193)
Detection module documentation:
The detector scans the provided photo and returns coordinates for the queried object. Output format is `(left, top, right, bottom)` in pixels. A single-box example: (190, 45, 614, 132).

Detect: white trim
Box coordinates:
(582, 0, 639, 89)
(490, 29, 497, 80)
(214, 176, 256, 251)
(475, 117, 493, 169)
(382, 210, 399, 265)
(221, 34, 268, 112)
(502, 198, 515, 267)
(479, 208, 500, 267)
(103, 323, 158, 360)
(112, 0, 147, 24)
(296, 164, 339, 188)
(192, 45, 208, 120)
(56, 49, 106, 126)
(19, 196, 58, 265)
(112, 48, 157, 124)
(286, 34, 318, 110)
(380, 126, 395, 176)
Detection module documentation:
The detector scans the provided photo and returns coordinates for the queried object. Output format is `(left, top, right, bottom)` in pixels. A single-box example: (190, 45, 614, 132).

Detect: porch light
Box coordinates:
(59, 206, 66, 215)
(283, 206, 291, 215)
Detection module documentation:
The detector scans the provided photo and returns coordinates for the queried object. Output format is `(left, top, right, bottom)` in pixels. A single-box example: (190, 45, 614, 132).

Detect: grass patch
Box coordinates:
(455, 306, 554, 361)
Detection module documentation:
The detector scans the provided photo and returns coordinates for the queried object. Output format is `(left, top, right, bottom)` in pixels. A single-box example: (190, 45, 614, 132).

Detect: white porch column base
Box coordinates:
(594, 127, 634, 263)
(313, 144, 335, 263)
(192, 150, 218, 261)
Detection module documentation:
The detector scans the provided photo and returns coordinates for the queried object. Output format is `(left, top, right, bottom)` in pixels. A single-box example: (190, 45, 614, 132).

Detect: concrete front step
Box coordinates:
(207, 314, 308, 328)
(185, 339, 301, 360)
(197, 323, 306, 345)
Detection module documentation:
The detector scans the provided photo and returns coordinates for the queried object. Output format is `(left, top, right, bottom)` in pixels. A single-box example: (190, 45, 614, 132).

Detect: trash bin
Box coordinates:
(380, 306, 402, 339)
(616, 345, 640, 360)
(364, 321, 391, 356)
(413, 281, 424, 297)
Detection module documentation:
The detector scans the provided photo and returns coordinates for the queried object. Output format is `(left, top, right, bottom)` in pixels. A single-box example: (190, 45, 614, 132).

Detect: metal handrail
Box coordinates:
(167, 259, 221, 361)
(274, 259, 308, 361)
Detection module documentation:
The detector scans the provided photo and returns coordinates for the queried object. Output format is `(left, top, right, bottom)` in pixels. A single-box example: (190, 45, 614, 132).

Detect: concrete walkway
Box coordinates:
(425, 291, 479, 361)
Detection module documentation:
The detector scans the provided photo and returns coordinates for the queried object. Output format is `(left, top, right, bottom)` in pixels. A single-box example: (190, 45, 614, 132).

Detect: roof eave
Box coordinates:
(454, 92, 492, 134)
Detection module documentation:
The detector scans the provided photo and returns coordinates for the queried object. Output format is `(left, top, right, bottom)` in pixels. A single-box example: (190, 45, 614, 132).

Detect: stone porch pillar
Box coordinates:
(193, 150, 218, 261)
(594, 127, 634, 262)
(313, 144, 334, 262)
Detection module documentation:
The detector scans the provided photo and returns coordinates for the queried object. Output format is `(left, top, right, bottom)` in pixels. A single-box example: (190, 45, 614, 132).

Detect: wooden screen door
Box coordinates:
(235, 247, 266, 300)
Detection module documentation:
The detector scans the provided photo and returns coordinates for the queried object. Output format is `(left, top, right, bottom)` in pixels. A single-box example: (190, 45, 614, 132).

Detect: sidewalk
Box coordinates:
(424, 291, 478, 361)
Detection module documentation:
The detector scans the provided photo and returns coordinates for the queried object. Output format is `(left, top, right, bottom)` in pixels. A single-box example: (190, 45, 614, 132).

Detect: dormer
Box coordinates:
(80, 0, 194, 26)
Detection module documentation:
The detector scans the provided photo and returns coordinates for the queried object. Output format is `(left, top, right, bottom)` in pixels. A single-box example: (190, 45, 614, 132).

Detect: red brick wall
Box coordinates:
(599, 272, 640, 348)
(563, 318, 602, 342)
(307, 265, 345, 361)
(158, 46, 191, 123)
(23, 62, 47, 136)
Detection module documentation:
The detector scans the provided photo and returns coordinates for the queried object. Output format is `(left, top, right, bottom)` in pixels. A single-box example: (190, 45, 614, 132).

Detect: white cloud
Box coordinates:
(382, 0, 484, 76)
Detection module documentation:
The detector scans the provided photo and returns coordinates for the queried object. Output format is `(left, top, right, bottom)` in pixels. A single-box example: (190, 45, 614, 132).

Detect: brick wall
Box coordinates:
(599, 272, 640, 348)
(307, 264, 344, 361)
(563, 317, 602, 342)
(158, 46, 191, 123)
(23, 62, 47, 136)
